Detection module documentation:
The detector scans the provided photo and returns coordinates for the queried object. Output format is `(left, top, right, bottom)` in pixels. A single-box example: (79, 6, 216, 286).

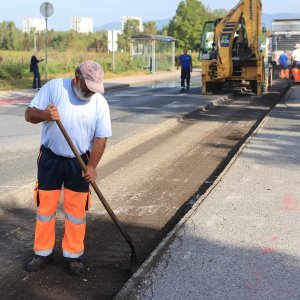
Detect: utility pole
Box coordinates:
(108, 30, 118, 72)
(33, 28, 37, 50)
(40, 2, 54, 81)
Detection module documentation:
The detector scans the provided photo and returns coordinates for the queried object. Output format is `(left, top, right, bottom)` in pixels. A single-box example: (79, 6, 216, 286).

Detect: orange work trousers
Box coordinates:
(33, 145, 91, 259)
(292, 68, 300, 82)
(280, 68, 289, 79)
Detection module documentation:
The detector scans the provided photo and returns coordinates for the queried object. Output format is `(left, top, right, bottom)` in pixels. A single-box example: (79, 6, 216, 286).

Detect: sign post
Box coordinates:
(40, 2, 54, 81)
(108, 30, 118, 72)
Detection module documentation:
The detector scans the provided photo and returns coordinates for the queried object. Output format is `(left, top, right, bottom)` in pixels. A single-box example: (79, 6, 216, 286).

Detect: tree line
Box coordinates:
(0, 0, 226, 53)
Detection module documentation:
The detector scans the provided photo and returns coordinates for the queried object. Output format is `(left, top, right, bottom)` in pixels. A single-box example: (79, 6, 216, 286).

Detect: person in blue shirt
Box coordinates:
(279, 51, 289, 79)
(177, 48, 193, 92)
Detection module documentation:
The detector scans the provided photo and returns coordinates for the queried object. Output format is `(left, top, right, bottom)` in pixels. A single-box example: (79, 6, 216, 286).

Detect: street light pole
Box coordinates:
(45, 17, 48, 80)
(40, 2, 54, 82)
(33, 28, 36, 50)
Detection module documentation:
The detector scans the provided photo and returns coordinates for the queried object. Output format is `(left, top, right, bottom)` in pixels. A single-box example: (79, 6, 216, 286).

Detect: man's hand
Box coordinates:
(25, 104, 60, 124)
(83, 166, 97, 183)
(45, 104, 60, 121)
(83, 137, 107, 183)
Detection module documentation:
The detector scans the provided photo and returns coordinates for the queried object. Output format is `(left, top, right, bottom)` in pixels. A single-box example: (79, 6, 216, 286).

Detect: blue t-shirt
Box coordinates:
(179, 54, 192, 70)
(279, 53, 288, 67)
(29, 78, 112, 157)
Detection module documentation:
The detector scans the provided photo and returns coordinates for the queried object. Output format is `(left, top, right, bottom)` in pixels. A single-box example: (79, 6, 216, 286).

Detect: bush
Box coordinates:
(0, 49, 175, 89)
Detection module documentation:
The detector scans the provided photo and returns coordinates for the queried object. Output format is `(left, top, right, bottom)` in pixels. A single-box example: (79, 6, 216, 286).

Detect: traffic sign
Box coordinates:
(107, 30, 118, 43)
(40, 2, 54, 17)
(108, 41, 118, 52)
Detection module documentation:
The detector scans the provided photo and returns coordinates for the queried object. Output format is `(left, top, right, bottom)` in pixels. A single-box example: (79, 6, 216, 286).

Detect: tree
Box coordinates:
(211, 8, 228, 19)
(88, 31, 107, 52)
(143, 21, 158, 34)
(167, 0, 211, 51)
(0, 21, 23, 50)
(158, 25, 169, 36)
(117, 34, 128, 52)
(118, 19, 141, 52)
(123, 19, 141, 37)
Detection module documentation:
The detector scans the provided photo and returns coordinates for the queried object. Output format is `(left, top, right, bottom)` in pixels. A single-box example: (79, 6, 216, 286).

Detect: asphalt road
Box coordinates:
(0, 79, 289, 299)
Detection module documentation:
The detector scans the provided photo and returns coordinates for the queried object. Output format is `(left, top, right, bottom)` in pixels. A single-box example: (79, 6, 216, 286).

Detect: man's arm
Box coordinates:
(25, 104, 60, 124)
(190, 55, 193, 72)
(84, 137, 107, 182)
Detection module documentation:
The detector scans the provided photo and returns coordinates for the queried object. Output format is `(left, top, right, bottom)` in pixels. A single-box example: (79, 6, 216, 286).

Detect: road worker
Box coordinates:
(30, 49, 44, 90)
(177, 48, 193, 92)
(279, 50, 289, 79)
(292, 43, 300, 82)
(25, 60, 112, 275)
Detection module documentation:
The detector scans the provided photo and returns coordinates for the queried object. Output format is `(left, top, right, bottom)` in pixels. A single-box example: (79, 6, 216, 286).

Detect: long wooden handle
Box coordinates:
(56, 120, 137, 270)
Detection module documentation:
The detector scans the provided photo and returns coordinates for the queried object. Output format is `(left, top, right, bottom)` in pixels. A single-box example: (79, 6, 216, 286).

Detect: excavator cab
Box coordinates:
(201, 19, 252, 62)
(200, 21, 217, 60)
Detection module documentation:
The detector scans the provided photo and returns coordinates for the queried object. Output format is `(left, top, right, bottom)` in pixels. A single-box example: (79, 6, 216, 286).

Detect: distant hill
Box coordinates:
(262, 13, 300, 29)
(94, 22, 121, 31)
(94, 14, 300, 32)
(94, 18, 171, 32)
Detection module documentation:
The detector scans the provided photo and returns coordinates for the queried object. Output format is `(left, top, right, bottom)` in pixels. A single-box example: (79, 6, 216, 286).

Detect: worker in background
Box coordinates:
(177, 48, 193, 92)
(292, 43, 300, 82)
(279, 50, 289, 79)
(30, 50, 44, 90)
(25, 60, 112, 275)
(235, 27, 245, 52)
(233, 27, 248, 58)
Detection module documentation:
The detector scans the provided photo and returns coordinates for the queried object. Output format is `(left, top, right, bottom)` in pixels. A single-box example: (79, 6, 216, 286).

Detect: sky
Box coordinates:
(1, 0, 300, 31)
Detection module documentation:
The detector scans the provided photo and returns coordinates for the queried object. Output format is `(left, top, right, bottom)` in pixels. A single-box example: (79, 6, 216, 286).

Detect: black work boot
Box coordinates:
(25, 254, 53, 272)
(66, 259, 84, 275)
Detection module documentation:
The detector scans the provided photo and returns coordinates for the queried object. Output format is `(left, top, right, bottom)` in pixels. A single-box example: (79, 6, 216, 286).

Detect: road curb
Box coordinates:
(114, 104, 253, 300)
(113, 87, 291, 300)
(105, 83, 130, 91)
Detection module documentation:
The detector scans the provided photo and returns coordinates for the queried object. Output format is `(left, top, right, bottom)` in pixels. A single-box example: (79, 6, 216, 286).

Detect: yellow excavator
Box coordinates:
(200, 0, 271, 96)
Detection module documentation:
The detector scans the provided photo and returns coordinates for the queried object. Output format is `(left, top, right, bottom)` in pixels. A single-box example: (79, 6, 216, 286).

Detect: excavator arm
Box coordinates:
(201, 0, 264, 85)
(214, 0, 262, 79)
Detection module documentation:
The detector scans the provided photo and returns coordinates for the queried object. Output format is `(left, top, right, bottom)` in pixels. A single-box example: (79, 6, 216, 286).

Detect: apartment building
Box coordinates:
(121, 16, 143, 32)
(71, 17, 93, 33)
(22, 18, 46, 33)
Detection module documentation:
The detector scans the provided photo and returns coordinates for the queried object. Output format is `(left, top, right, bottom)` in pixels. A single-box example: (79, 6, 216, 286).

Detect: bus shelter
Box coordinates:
(130, 34, 176, 73)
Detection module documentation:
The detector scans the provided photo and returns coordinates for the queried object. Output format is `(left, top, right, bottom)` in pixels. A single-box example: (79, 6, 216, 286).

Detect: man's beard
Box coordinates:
(72, 84, 92, 101)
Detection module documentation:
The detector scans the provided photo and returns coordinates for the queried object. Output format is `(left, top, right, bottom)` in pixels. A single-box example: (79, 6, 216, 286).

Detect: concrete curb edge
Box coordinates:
(113, 93, 283, 299)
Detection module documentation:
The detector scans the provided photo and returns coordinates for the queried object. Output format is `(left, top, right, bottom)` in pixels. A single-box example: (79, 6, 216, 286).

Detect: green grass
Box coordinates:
(0, 50, 200, 90)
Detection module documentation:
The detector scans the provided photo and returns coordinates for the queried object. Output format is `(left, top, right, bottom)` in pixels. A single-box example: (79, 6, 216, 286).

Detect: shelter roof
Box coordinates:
(130, 34, 176, 42)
